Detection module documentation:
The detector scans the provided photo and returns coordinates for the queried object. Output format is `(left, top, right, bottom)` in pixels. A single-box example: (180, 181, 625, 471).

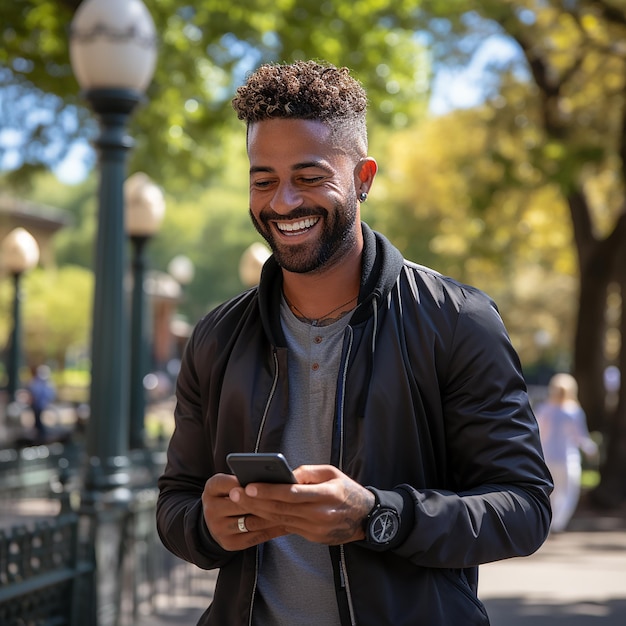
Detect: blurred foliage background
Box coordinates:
(1, 0, 626, 505)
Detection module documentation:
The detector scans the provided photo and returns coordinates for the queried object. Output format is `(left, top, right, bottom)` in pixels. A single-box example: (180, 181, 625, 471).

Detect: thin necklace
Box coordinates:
(284, 292, 358, 327)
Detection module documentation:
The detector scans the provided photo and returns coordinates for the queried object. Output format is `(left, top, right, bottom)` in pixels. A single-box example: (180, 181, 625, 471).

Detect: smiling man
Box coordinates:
(156, 60, 553, 626)
(247, 115, 371, 318)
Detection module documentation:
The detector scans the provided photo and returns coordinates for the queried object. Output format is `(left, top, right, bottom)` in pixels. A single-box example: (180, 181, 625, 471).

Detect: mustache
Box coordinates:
(257, 207, 327, 222)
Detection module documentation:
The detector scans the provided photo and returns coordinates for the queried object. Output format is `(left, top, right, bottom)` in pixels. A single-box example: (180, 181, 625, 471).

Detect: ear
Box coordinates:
(355, 157, 378, 191)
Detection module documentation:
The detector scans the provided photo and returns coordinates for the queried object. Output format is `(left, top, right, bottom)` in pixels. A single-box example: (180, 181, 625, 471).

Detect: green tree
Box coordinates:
(0, 265, 92, 371)
(374, 107, 578, 372)
(12, 170, 99, 268)
(142, 133, 256, 321)
(0, 0, 430, 191)
(417, 0, 626, 506)
(4, 0, 626, 508)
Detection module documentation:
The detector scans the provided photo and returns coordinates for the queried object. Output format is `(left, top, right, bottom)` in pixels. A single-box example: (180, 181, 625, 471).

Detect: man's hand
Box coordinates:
(228, 464, 375, 545)
(201, 473, 290, 551)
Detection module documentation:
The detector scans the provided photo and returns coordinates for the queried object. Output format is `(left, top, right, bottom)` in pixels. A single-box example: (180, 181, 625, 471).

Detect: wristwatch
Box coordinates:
(364, 490, 400, 547)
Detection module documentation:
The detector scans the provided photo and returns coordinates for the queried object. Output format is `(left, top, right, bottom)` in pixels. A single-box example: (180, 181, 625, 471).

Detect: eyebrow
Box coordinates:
(249, 161, 334, 175)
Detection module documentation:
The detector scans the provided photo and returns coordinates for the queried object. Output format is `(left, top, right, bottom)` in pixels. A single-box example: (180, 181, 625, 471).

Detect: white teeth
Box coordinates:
(276, 217, 319, 232)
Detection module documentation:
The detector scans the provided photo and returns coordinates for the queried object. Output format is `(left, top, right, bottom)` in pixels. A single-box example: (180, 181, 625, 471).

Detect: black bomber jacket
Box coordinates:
(156, 223, 553, 626)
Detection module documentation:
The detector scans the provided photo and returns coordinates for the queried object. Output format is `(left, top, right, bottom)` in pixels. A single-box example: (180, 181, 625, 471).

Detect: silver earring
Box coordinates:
(359, 191, 368, 202)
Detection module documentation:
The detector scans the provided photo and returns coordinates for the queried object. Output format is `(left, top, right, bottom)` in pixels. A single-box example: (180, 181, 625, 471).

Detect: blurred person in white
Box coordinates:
(536, 373, 598, 532)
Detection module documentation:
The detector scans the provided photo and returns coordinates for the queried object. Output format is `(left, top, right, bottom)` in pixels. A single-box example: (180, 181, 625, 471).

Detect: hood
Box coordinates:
(256, 222, 405, 345)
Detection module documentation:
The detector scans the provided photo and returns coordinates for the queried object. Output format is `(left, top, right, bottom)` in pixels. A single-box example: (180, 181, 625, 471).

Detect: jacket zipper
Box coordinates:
(337, 329, 357, 626)
(253, 349, 280, 453)
(248, 348, 280, 625)
(340, 545, 357, 626)
(248, 339, 359, 625)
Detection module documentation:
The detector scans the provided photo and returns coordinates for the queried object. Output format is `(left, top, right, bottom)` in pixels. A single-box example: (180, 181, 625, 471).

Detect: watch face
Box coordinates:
(370, 509, 399, 544)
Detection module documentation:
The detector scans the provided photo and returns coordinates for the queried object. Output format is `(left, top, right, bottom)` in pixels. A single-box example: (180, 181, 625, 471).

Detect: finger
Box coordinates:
(218, 515, 289, 551)
(231, 513, 283, 535)
(240, 480, 334, 505)
(232, 487, 321, 528)
(294, 464, 342, 484)
(203, 477, 252, 546)
(203, 490, 247, 520)
(204, 472, 240, 497)
(232, 474, 373, 544)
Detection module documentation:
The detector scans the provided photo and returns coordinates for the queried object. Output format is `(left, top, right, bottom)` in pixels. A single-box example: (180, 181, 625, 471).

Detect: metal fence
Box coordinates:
(0, 443, 78, 501)
(0, 510, 94, 626)
(0, 443, 215, 626)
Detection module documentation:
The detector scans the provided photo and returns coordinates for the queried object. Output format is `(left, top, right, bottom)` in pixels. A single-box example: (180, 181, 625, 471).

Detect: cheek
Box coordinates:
(249, 190, 266, 211)
(248, 194, 263, 218)
(249, 204, 264, 228)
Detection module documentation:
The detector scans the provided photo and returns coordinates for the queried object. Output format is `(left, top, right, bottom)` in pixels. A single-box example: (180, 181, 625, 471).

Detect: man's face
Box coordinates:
(247, 118, 361, 275)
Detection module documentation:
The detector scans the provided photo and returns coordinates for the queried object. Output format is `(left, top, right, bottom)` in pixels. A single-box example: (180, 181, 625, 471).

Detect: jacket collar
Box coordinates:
(257, 222, 405, 343)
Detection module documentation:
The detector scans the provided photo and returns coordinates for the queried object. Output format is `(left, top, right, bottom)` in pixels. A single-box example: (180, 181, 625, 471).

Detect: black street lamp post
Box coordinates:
(69, 0, 157, 490)
(124, 172, 165, 450)
(82, 87, 140, 487)
(1, 228, 40, 404)
(69, 2, 157, 623)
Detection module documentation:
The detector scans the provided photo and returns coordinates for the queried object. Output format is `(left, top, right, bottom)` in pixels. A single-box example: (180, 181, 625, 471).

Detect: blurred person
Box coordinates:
(535, 373, 598, 532)
(157, 60, 552, 626)
(27, 364, 55, 443)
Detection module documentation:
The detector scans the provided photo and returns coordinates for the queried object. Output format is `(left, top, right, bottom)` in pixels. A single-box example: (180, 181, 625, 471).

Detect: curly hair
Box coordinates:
(232, 60, 369, 156)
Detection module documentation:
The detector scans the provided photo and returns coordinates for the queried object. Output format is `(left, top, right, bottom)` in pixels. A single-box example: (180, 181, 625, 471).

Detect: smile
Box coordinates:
(275, 217, 320, 235)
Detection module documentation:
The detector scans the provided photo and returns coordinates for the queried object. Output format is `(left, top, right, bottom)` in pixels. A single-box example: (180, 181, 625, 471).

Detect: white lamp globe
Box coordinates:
(1, 228, 40, 274)
(124, 172, 166, 237)
(70, 0, 157, 93)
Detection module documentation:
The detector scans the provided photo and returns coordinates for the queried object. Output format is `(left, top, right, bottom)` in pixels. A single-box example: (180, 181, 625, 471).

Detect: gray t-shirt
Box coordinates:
(252, 296, 351, 625)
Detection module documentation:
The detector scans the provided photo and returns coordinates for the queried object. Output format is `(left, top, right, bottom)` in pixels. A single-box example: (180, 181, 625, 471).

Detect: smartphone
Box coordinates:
(226, 452, 297, 487)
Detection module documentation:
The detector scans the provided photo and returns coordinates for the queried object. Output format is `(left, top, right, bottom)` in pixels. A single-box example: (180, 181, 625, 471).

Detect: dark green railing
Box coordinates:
(0, 442, 215, 626)
(0, 509, 95, 626)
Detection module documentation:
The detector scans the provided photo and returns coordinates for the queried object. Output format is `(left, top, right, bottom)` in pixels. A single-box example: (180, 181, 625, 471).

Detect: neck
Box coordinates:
(282, 247, 362, 324)
(284, 291, 358, 326)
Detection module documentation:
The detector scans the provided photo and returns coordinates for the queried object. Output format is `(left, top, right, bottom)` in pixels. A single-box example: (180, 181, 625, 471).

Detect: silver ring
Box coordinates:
(237, 516, 249, 533)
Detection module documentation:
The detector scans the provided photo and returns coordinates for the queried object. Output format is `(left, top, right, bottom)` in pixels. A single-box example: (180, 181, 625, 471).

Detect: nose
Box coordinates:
(269, 180, 303, 213)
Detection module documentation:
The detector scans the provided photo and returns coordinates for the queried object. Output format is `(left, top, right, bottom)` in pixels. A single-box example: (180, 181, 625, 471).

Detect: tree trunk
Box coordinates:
(569, 192, 626, 509)
(569, 190, 611, 433)
(590, 244, 626, 508)
(573, 259, 610, 433)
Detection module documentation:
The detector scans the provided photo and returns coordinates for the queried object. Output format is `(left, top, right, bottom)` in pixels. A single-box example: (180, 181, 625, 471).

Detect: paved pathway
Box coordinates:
(138, 504, 626, 626)
(481, 512, 626, 625)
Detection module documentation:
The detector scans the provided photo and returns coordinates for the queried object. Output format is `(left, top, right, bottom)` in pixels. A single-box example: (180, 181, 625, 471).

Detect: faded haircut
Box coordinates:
(231, 60, 369, 157)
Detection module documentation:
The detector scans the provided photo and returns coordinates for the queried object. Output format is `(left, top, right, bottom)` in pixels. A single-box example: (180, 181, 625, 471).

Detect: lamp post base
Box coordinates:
(83, 454, 132, 491)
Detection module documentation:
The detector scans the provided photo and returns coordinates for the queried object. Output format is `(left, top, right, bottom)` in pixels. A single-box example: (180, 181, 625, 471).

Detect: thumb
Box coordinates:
(293, 464, 340, 484)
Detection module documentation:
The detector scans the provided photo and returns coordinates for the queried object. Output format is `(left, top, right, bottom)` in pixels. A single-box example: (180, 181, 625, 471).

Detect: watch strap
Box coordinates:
(364, 486, 381, 521)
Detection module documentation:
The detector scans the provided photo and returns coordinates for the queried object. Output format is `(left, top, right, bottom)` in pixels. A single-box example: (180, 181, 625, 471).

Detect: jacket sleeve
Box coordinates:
(156, 321, 235, 570)
(393, 287, 553, 568)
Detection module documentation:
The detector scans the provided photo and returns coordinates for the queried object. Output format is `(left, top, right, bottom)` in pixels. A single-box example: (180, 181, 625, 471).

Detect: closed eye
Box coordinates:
(251, 179, 275, 189)
(299, 176, 325, 184)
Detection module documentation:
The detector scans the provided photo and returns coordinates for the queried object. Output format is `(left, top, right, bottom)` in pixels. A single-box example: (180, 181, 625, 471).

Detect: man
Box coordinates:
(157, 60, 552, 625)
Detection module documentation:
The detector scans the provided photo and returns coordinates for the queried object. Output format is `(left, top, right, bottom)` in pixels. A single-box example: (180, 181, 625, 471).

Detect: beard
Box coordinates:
(249, 197, 358, 274)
